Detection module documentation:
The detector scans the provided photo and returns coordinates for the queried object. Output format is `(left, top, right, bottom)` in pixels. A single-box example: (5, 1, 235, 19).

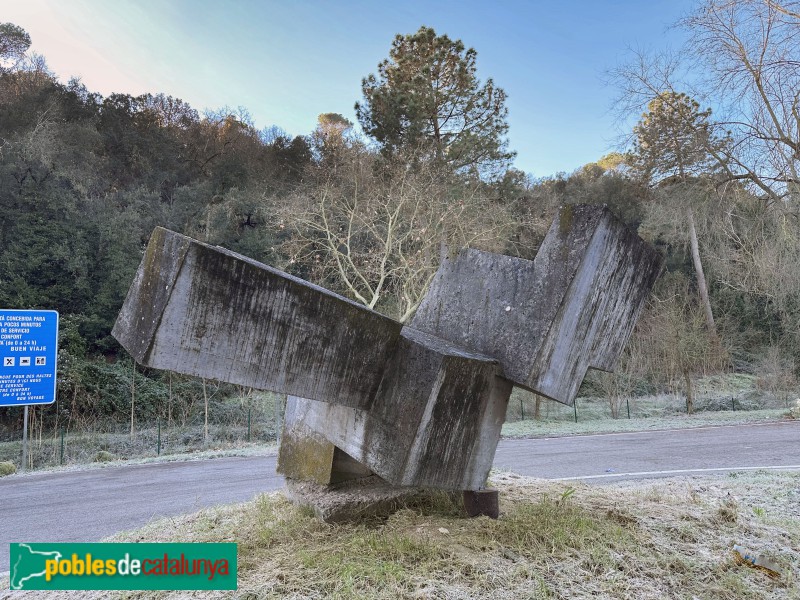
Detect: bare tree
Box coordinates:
(629, 272, 724, 413)
(613, 1, 800, 379)
(706, 186, 800, 352)
(614, 0, 800, 206)
(284, 143, 512, 321)
(685, 0, 800, 204)
(756, 345, 797, 406)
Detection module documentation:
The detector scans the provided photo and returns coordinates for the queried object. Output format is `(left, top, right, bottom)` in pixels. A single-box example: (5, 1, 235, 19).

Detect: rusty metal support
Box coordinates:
(463, 489, 499, 519)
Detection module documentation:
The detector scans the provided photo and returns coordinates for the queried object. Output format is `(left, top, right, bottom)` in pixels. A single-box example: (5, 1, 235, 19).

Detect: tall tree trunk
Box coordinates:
(687, 209, 716, 335)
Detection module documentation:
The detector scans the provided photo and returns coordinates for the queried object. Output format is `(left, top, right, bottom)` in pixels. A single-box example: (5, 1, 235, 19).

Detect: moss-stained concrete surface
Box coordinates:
(114, 229, 402, 409)
(276, 424, 335, 485)
(411, 205, 662, 405)
(113, 205, 661, 493)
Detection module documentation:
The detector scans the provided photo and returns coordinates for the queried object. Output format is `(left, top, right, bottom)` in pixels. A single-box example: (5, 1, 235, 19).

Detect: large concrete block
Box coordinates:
(113, 205, 661, 495)
(411, 205, 662, 405)
(277, 399, 372, 485)
(278, 327, 512, 491)
(276, 406, 337, 485)
(112, 227, 402, 410)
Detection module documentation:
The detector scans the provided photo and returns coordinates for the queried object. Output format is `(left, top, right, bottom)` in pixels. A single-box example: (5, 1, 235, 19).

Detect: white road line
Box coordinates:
(553, 464, 800, 481)
(503, 419, 798, 442)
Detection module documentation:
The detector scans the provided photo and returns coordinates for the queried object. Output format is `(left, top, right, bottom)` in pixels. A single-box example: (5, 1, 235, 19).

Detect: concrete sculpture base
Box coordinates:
(282, 476, 458, 523)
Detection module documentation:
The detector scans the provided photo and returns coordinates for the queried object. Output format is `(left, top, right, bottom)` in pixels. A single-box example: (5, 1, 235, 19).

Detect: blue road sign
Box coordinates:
(0, 310, 59, 406)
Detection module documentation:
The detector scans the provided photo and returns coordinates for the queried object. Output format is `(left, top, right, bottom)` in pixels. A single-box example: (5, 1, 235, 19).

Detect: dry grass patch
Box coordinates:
(2, 471, 798, 599)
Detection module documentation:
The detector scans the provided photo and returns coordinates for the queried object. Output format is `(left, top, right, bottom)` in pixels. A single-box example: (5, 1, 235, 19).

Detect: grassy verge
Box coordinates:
(1, 443, 277, 479)
(3, 470, 797, 599)
(503, 372, 796, 427)
(502, 407, 792, 438)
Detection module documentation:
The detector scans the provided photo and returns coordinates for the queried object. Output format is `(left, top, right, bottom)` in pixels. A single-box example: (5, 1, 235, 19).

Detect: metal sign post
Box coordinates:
(0, 309, 59, 471)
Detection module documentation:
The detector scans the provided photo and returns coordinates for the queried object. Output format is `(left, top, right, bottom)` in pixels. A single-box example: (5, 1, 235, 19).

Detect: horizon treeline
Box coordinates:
(1, 6, 799, 433)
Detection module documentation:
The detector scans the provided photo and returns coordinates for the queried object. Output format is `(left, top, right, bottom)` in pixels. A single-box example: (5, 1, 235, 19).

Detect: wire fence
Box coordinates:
(504, 385, 796, 423)
(1, 375, 796, 472)
(0, 393, 285, 471)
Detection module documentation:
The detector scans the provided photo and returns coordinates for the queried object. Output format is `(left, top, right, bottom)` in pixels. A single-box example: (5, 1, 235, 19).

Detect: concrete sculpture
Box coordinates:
(113, 204, 661, 501)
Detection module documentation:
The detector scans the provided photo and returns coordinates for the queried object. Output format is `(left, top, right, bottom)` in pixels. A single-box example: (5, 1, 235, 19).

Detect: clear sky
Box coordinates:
(1, 0, 694, 178)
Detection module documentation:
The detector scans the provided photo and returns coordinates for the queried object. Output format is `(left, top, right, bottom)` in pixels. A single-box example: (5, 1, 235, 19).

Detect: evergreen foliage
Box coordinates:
(356, 26, 514, 180)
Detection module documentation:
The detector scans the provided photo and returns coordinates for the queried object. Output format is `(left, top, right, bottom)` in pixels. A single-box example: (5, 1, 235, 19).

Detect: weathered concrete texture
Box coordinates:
(277, 400, 372, 485)
(113, 227, 402, 410)
(411, 205, 662, 405)
(114, 206, 661, 496)
(282, 476, 444, 523)
(111, 227, 192, 362)
(278, 327, 512, 491)
(527, 207, 663, 403)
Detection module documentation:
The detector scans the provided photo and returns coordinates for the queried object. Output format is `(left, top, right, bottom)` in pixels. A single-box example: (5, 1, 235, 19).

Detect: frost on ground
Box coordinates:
(502, 372, 796, 439)
(3, 470, 798, 599)
(0, 444, 277, 479)
(502, 408, 791, 438)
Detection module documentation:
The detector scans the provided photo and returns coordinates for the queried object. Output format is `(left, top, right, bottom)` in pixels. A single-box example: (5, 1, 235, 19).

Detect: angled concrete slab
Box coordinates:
(113, 228, 402, 410)
(411, 205, 662, 404)
(278, 327, 512, 491)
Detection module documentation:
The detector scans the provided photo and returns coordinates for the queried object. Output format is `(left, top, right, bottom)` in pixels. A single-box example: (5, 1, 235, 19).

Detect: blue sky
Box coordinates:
(2, 0, 694, 178)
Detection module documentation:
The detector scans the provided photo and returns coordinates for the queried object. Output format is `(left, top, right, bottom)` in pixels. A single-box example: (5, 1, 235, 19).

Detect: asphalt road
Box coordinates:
(2, 420, 799, 571)
(493, 420, 800, 480)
